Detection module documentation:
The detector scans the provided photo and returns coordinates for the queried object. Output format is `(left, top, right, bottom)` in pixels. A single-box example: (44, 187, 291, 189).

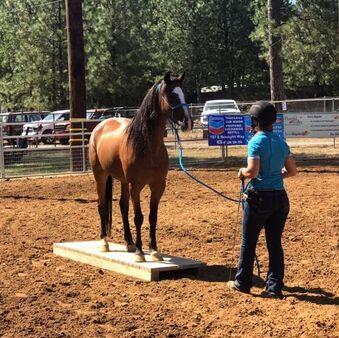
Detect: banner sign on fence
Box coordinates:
(284, 112, 339, 138)
(208, 115, 245, 146)
(208, 114, 285, 146)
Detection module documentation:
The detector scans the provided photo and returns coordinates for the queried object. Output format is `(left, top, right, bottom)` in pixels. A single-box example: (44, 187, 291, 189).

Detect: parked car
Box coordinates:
(22, 109, 70, 144)
(0, 112, 9, 122)
(53, 107, 132, 145)
(200, 100, 241, 127)
(1, 110, 49, 145)
(0, 113, 10, 145)
(0, 112, 9, 133)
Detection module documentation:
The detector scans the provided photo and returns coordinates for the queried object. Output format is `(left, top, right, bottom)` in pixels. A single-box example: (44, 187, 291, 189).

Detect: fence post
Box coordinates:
(221, 145, 228, 162)
(81, 120, 86, 172)
(0, 121, 5, 178)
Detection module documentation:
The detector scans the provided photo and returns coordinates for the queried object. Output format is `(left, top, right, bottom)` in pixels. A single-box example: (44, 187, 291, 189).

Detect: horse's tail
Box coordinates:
(105, 175, 113, 237)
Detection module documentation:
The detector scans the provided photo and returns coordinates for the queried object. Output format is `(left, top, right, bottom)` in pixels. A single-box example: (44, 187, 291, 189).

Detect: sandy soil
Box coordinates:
(0, 165, 338, 338)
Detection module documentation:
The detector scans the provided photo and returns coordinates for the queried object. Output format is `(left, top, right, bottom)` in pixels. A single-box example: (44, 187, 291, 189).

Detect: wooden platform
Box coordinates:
(53, 241, 205, 281)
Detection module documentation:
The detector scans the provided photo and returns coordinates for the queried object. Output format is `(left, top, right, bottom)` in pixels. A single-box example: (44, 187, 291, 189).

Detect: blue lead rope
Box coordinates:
(173, 127, 241, 204)
(173, 126, 261, 277)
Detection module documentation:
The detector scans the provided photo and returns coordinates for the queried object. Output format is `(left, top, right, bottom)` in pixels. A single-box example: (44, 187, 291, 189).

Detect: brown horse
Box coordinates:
(89, 72, 193, 262)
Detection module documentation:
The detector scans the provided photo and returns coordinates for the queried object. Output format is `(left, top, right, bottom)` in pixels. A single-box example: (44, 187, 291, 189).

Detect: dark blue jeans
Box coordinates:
(235, 190, 290, 293)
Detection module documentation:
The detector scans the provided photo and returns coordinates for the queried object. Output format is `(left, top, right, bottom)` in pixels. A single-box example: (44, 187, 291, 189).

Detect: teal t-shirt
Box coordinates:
(247, 131, 291, 190)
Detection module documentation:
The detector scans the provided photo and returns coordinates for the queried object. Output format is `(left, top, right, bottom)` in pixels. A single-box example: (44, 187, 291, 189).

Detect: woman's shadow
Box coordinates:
(282, 285, 338, 305)
(166, 264, 339, 306)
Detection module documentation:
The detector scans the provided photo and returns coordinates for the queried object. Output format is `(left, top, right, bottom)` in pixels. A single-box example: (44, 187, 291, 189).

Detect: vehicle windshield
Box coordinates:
(43, 112, 69, 121)
(28, 115, 41, 122)
(89, 110, 116, 120)
(0, 115, 9, 122)
(43, 113, 63, 121)
(205, 103, 237, 111)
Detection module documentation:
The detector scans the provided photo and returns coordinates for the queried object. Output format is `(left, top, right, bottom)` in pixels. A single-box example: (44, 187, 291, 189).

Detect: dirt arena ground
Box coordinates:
(0, 164, 338, 337)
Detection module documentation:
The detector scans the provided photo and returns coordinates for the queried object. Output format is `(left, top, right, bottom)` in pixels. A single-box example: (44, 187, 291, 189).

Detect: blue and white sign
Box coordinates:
(208, 115, 245, 146)
(208, 114, 285, 146)
(274, 113, 285, 137)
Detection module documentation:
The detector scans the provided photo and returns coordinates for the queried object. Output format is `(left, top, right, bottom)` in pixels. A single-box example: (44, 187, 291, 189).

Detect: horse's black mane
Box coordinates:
(126, 80, 162, 158)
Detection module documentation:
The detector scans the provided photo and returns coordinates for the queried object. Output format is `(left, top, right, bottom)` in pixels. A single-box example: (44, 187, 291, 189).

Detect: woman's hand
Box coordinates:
(238, 168, 245, 180)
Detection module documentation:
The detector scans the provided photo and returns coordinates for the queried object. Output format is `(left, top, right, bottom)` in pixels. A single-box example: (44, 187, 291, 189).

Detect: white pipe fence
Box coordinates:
(0, 97, 338, 179)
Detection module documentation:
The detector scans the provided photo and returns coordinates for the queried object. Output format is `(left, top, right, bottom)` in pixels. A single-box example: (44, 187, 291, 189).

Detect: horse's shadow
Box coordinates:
(160, 264, 339, 306)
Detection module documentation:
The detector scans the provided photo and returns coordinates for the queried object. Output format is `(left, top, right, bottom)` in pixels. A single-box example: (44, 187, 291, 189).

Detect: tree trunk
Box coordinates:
(268, 0, 285, 111)
(58, 0, 66, 107)
(65, 0, 87, 171)
(195, 74, 202, 103)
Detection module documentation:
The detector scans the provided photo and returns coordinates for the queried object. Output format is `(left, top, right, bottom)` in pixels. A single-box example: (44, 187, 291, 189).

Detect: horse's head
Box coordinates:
(158, 72, 193, 132)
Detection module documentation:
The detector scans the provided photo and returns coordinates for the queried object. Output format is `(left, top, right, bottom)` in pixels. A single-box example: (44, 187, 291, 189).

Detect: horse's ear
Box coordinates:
(164, 72, 171, 84)
(178, 71, 185, 83)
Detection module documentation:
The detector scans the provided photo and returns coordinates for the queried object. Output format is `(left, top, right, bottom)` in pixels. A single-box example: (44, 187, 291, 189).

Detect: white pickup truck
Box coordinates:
(200, 99, 241, 127)
(21, 109, 70, 144)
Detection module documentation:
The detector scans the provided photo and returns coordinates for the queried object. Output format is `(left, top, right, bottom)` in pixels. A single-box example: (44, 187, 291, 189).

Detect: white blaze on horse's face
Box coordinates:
(172, 86, 192, 131)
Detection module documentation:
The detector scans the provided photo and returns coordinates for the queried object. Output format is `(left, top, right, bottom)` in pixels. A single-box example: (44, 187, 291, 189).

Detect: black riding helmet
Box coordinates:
(249, 101, 277, 124)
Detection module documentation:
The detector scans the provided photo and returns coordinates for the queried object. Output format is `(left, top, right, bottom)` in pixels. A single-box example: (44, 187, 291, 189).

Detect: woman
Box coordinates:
(227, 101, 297, 299)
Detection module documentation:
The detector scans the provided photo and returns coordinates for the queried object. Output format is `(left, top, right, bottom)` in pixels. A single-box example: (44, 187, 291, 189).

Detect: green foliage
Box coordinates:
(83, 0, 162, 107)
(250, 0, 338, 95)
(153, 0, 267, 100)
(0, 0, 68, 110)
(0, 0, 337, 111)
(250, 0, 292, 59)
(281, 0, 338, 93)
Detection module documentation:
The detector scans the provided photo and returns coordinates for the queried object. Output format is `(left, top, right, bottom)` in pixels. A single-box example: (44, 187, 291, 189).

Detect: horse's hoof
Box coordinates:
(126, 244, 136, 253)
(150, 251, 163, 262)
(99, 240, 109, 252)
(134, 253, 146, 263)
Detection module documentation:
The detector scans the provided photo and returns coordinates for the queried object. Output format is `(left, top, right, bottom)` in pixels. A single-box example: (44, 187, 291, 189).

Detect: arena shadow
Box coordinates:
(0, 194, 98, 204)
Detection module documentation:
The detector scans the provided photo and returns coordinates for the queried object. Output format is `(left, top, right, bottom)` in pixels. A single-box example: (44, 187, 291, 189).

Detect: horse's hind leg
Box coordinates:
(120, 183, 136, 252)
(130, 183, 145, 262)
(148, 181, 166, 261)
(94, 173, 112, 252)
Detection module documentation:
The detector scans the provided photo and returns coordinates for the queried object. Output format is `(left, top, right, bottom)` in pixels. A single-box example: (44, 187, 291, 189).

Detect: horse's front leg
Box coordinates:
(120, 183, 136, 252)
(130, 183, 145, 262)
(148, 181, 166, 261)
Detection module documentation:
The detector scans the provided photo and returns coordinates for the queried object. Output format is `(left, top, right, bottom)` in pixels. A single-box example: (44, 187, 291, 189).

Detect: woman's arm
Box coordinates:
(282, 155, 297, 178)
(238, 158, 260, 179)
